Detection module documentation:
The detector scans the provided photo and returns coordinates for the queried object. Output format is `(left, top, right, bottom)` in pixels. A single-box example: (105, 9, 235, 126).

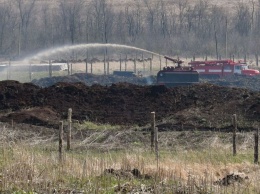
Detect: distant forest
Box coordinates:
(0, 0, 260, 60)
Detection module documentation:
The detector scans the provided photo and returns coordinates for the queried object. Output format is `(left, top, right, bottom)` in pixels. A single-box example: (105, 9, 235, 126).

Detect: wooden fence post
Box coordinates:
(256, 54, 259, 67)
(86, 52, 89, 73)
(142, 53, 145, 72)
(107, 56, 110, 75)
(67, 108, 72, 151)
(254, 128, 259, 164)
(232, 114, 237, 156)
(150, 55, 153, 72)
(59, 121, 64, 161)
(159, 55, 162, 70)
(134, 58, 136, 73)
(49, 60, 52, 77)
(90, 61, 93, 74)
(155, 126, 159, 169)
(67, 61, 70, 75)
(29, 63, 32, 81)
(125, 54, 127, 71)
(85, 60, 88, 74)
(7, 60, 11, 80)
(104, 53, 106, 75)
(151, 112, 155, 151)
(120, 54, 122, 71)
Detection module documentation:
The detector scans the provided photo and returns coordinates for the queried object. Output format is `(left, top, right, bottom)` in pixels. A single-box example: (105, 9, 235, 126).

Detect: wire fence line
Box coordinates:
(0, 55, 164, 83)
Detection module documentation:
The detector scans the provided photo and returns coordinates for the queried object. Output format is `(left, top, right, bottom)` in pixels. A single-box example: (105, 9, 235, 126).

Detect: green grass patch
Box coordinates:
(79, 121, 122, 130)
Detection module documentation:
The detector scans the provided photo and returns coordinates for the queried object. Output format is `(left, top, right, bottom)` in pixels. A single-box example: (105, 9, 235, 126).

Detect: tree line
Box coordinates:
(0, 0, 260, 60)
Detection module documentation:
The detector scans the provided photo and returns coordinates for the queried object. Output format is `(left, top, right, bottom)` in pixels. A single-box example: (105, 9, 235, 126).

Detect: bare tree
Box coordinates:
(234, 3, 251, 36)
(158, 0, 169, 38)
(0, 0, 258, 60)
(14, 0, 36, 52)
(101, 0, 114, 43)
(125, 6, 136, 40)
(254, 0, 260, 33)
(0, 1, 17, 55)
(59, 0, 85, 45)
(210, 5, 227, 58)
(198, 1, 210, 37)
(114, 11, 126, 42)
(175, 0, 189, 32)
(185, 5, 195, 32)
(36, 3, 53, 48)
(90, 0, 114, 43)
(143, 0, 159, 34)
(125, 2, 143, 42)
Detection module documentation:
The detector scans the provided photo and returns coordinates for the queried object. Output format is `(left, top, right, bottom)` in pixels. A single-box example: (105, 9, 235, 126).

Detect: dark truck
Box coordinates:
(113, 70, 136, 77)
(157, 56, 199, 87)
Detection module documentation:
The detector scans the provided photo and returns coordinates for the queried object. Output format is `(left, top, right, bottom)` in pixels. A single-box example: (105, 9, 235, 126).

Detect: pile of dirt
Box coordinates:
(201, 75, 260, 91)
(31, 72, 260, 92)
(214, 173, 248, 186)
(104, 168, 151, 179)
(0, 107, 60, 127)
(0, 79, 260, 129)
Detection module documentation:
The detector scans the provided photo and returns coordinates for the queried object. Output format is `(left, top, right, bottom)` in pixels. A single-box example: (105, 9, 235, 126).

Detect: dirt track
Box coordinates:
(1, 74, 260, 130)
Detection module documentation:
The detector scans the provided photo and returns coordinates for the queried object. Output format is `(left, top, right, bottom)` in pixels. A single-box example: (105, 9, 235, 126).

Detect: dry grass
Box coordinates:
(0, 122, 260, 193)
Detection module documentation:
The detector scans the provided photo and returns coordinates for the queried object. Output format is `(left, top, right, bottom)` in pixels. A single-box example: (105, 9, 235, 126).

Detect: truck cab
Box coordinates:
(234, 63, 259, 76)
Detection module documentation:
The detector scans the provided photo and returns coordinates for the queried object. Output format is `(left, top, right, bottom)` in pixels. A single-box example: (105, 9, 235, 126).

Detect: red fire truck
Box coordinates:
(188, 60, 260, 78)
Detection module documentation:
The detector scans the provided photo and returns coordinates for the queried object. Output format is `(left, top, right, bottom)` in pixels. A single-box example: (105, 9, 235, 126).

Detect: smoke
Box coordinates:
(145, 75, 156, 85)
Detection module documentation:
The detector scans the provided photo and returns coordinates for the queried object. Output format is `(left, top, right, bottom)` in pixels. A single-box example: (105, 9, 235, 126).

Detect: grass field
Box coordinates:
(0, 1, 259, 193)
(0, 122, 259, 193)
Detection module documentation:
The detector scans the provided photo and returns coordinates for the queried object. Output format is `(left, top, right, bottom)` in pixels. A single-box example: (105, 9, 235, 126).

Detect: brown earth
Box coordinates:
(1, 74, 260, 130)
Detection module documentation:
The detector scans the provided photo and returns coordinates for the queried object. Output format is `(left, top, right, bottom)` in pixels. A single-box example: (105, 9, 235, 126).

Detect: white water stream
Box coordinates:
(23, 43, 163, 61)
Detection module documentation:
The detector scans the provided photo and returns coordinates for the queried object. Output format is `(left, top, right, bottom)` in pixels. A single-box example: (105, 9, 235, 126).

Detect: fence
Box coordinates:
(0, 54, 163, 83)
(2, 53, 260, 83)
(57, 109, 259, 165)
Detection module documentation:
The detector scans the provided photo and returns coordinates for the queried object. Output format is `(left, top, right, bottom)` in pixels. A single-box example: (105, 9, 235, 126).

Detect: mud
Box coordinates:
(1, 74, 260, 129)
(104, 168, 151, 179)
(214, 173, 249, 186)
(202, 75, 260, 91)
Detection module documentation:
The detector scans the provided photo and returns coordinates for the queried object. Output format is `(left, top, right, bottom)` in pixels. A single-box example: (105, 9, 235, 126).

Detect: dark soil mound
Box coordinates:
(0, 107, 60, 127)
(31, 72, 260, 92)
(0, 79, 260, 129)
(201, 75, 260, 91)
(0, 80, 40, 110)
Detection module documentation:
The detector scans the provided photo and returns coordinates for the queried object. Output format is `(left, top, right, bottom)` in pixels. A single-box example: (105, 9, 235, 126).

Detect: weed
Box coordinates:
(0, 123, 259, 193)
